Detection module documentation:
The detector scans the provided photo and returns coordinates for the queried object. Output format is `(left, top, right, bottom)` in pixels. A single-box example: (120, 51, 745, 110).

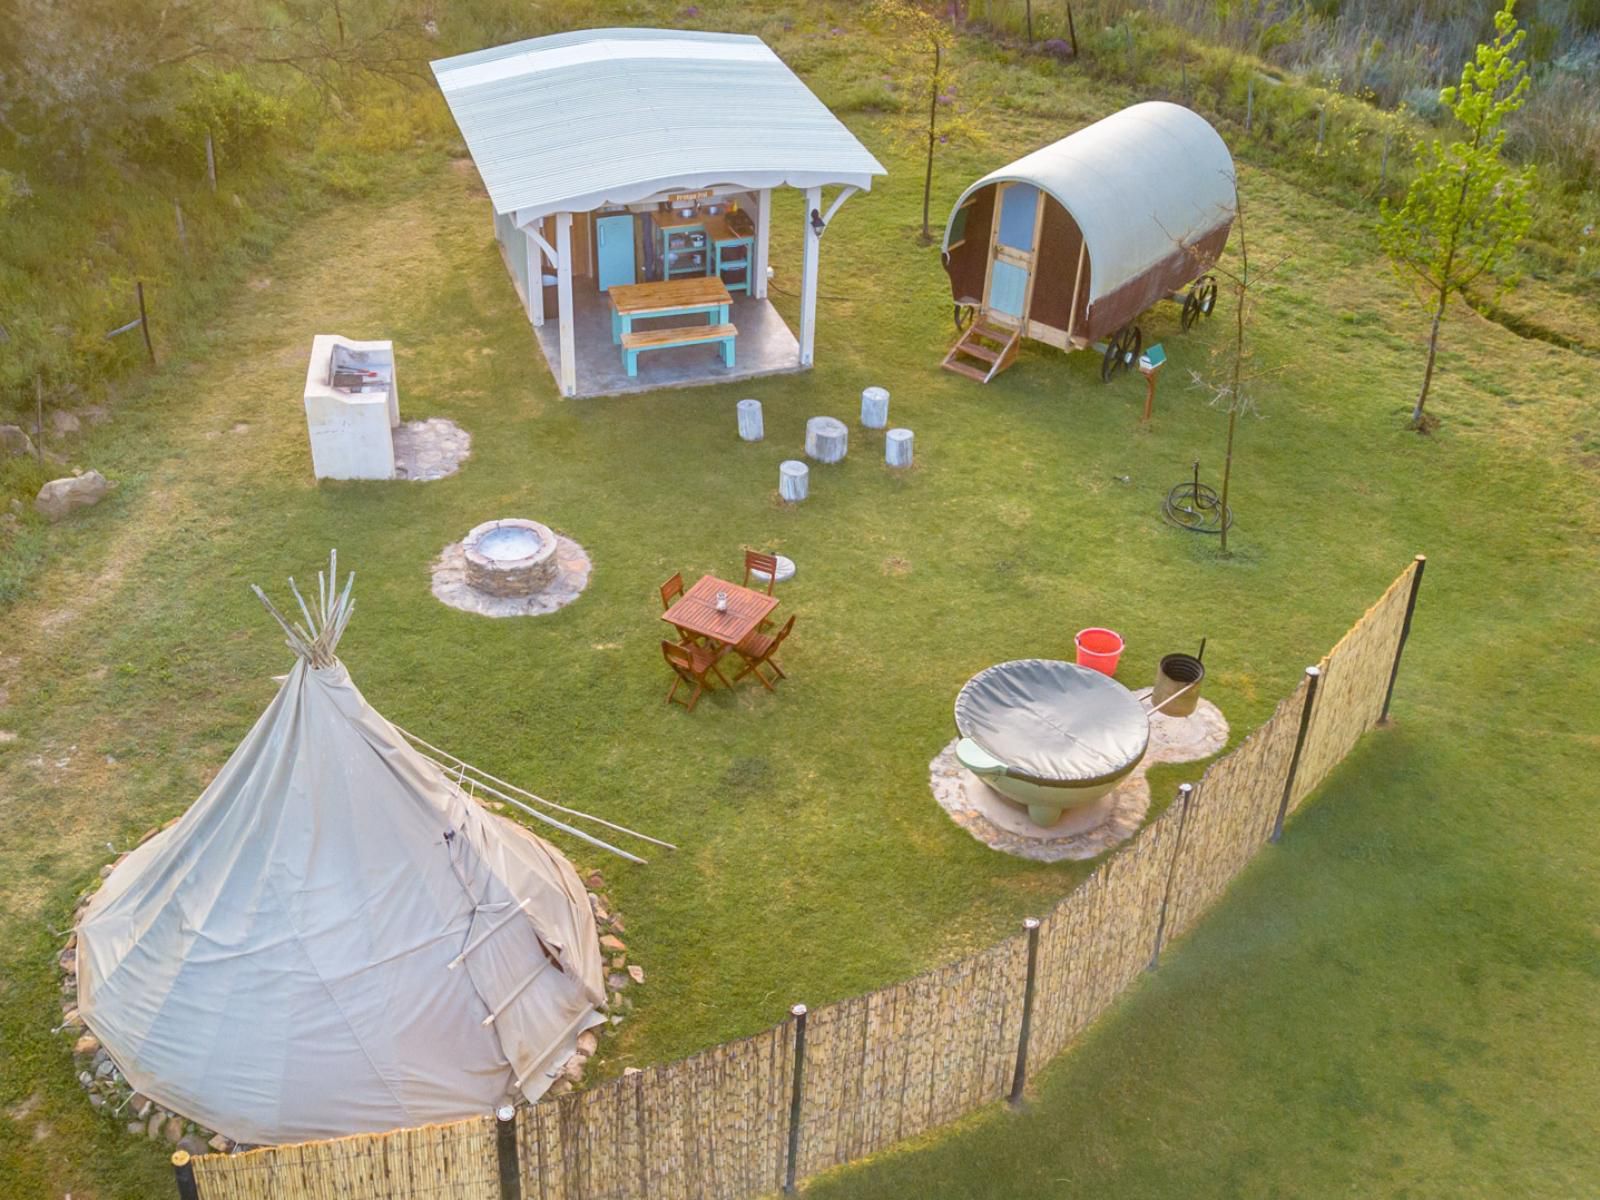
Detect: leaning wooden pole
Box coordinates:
(1378, 555, 1427, 724)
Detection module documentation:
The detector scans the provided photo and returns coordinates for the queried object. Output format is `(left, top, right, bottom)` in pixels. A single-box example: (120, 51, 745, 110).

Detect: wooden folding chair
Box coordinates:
(662, 640, 731, 711)
(742, 550, 778, 597)
(659, 572, 685, 610)
(659, 572, 702, 645)
(732, 613, 795, 691)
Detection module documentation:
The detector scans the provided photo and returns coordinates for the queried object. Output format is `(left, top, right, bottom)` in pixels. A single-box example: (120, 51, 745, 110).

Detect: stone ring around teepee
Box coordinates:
(70, 551, 671, 1146)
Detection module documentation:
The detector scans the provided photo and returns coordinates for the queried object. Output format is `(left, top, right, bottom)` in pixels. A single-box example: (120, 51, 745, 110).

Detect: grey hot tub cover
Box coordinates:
(75, 570, 605, 1146)
(954, 659, 1150, 786)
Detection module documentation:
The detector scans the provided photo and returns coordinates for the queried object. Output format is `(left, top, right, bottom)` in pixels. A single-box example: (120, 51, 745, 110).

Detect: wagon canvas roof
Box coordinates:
(432, 28, 886, 221)
(942, 102, 1235, 309)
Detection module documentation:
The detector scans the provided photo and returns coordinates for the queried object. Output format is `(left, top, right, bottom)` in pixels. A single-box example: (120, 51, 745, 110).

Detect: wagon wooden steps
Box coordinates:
(942, 318, 1021, 383)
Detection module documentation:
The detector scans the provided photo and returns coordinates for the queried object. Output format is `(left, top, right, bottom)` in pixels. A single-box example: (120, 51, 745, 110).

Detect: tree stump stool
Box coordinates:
(860, 386, 890, 429)
(804, 416, 848, 463)
(736, 399, 763, 441)
(886, 427, 914, 468)
(779, 460, 809, 502)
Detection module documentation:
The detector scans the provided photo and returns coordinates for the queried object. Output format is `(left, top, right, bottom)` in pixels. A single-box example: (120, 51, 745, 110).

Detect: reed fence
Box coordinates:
(179, 556, 1426, 1200)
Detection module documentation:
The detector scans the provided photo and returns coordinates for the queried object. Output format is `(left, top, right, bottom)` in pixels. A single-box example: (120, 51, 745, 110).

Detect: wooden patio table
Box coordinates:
(662, 574, 778, 656)
(609, 277, 733, 344)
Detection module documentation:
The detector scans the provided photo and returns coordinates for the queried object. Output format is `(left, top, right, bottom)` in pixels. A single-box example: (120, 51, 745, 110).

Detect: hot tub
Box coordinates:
(954, 659, 1150, 827)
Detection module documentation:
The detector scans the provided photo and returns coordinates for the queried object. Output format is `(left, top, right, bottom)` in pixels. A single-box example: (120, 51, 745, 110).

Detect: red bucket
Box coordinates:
(1074, 627, 1125, 676)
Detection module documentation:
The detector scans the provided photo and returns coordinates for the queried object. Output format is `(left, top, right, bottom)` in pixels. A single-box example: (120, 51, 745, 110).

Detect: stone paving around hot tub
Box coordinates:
(431, 533, 591, 617)
(393, 417, 471, 481)
(929, 694, 1229, 862)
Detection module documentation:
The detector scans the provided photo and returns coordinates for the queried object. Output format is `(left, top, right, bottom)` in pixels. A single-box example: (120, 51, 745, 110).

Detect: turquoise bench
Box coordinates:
(620, 324, 737, 378)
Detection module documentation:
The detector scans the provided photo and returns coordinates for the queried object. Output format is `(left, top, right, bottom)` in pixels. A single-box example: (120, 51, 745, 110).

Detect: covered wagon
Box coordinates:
(940, 101, 1236, 383)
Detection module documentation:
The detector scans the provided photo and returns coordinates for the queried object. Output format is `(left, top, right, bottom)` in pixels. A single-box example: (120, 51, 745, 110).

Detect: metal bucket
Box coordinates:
(1152, 653, 1205, 717)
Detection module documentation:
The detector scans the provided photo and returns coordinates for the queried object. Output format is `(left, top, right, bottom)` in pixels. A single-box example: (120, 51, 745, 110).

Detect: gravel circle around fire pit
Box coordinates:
(928, 697, 1229, 862)
(393, 417, 472, 481)
(431, 533, 591, 617)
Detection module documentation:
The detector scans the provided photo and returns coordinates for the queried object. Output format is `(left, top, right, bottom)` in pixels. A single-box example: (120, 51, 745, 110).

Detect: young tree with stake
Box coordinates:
(872, 0, 983, 243)
(1378, 0, 1533, 431)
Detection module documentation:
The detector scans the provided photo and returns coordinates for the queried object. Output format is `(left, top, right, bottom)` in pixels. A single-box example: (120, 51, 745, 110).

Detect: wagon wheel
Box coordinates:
(1181, 288, 1202, 332)
(953, 303, 975, 334)
(1100, 334, 1122, 382)
(1121, 325, 1143, 368)
(1199, 275, 1219, 316)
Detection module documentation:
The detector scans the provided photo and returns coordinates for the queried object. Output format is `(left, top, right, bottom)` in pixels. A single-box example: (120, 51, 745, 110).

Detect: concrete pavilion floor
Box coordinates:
(531, 286, 803, 399)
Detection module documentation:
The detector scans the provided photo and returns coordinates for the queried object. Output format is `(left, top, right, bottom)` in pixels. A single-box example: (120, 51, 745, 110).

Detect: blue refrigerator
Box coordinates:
(595, 214, 636, 291)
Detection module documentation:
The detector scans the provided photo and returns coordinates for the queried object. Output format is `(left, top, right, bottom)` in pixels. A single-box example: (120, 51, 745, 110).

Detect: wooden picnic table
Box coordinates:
(662, 574, 778, 654)
(609, 277, 732, 344)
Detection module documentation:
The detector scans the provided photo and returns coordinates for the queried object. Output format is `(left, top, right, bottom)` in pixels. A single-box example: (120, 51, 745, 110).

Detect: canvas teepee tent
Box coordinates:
(75, 557, 615, 1145)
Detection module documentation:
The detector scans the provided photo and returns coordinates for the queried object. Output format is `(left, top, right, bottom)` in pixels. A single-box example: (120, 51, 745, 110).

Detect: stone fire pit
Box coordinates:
(463, 519, 559, 597)
(432, 519, 591, 618)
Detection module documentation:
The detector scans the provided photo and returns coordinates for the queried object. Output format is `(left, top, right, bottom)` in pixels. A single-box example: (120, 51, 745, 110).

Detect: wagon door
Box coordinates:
(984, 183, 1043, 328)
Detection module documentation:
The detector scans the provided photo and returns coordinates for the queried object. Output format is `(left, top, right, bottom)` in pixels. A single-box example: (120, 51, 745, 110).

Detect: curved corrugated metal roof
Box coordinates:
(941, 102, 1235, 306)
(432, 29, 886, 220)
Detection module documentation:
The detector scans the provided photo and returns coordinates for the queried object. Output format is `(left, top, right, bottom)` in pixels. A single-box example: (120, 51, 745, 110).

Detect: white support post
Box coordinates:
(556, 212, 577, 398)
(799, 185, 821, 368)
(525, 228, 545, 327)
(754, 188, 773, 300)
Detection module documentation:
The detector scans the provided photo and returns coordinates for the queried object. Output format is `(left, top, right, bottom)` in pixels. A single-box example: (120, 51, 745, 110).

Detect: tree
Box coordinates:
(1378, 0, 1533, 431)
(871, 0, 983, 243)
(1186, 175, 1278, 557)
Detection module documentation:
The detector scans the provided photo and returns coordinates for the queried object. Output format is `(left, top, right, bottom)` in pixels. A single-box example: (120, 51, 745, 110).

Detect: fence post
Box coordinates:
(1024, 0, 1033, 43)
(1271, 666, 1322, 843)
(171, 1150, 199, 1200)
(1149, 783, 1195, 971)
(205, 132, 217, 192)
(1065, 2, 1077, 56)
(1379, 555, 1427, 725)
(34, 374, 45, 466)
(1008, 917, 1042, 1107)
(175, 198, 187, 247)
(1245, 77, 1254, 134)
(495, 1105, 521, 1200)
(783, 1003, 808, 1195)
(1316, 104, 1327, 155)
(137, 282, 156, 364)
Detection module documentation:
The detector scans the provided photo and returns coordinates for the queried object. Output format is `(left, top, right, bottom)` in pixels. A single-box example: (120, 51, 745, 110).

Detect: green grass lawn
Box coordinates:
(1, 12, 1598, 1199)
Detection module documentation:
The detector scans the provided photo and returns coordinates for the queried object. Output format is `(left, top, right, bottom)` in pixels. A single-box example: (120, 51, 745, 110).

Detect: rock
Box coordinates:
(147, 1112, 165, 1139)
(78, 1071, 93, 1088)
(609, 990, 624, 1009)
(599, 934, 627, 953)
(0, 424, 35, 458)
(130, 1093, 153, 1119)
(606, 972, 629, 992)
(588, 894, 610, 922)
(623, 1067, 641, 1076)
(208, 1134, 233, 1153)
(35, 470, 111, 521)
(178, 1134, 211, 1157)
(95, 1060, 116, 1080)
(48, 410, 81, 436)
(584, 871, 605, 890)
(546, 1079, 573, 1098)
(58, 948, 75, 973)
(577, 1031, 599, 1056)
(627, 964, 644, 985)
(163, 1116, 184, 1144)
(73, 1034, 99, 1056)
(610, 956, 625, 971)
(609, 914, 626, 933)
(99, 864, 114, 878)
(89, 1094, 105, 1110)
(127, 1121, 146, 1136)
(560, 1053, 586, 1083)
(610, 1014, 624, 1026)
